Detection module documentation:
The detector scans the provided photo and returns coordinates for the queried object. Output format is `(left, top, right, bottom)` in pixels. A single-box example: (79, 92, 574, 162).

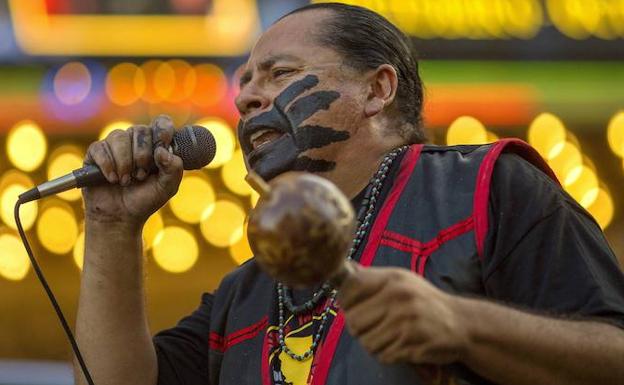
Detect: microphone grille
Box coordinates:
(173, 125, 217, 170)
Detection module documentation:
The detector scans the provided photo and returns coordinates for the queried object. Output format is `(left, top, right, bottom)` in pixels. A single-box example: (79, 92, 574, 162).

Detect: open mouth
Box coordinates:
(249, 127, 285, 151)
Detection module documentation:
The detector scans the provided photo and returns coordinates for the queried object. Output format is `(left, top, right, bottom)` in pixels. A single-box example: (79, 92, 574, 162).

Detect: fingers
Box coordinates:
(338, 266, 394, 310)
(105, 129, 133, 186)
(85, 141, 119, 183)
(132, 124, 152, 181)
(151, 114, 175, 148)
(154, 146, 183, 197)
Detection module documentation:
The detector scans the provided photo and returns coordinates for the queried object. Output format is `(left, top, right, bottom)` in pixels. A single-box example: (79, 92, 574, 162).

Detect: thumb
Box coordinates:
(154, 146, 183, 196)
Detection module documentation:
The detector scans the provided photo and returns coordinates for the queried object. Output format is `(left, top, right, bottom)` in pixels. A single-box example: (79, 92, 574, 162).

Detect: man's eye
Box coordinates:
(272, 68, 293, 78)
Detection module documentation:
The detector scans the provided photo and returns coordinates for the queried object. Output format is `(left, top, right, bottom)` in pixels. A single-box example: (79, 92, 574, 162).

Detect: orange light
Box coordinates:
(166, 60, 197, 103)
(106, 63, 146, 106)
(191, 64, 228, 107)
(141, 60, 175, 104)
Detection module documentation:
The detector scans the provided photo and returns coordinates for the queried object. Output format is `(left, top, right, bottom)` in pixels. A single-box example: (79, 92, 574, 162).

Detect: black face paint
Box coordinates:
(238, 74, 350, 180)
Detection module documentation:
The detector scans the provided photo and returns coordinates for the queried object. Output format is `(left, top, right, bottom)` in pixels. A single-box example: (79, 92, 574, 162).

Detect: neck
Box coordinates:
(324, 135, 406, 200)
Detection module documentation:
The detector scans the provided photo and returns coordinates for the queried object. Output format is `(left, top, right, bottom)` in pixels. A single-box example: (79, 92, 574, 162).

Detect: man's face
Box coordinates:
(235, 10, 367, 180)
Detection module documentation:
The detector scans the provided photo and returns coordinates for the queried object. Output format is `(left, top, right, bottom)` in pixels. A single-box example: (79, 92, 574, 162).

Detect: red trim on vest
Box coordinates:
(311, 144, 423, 385)
(261, 325, 271, 385)
(209, 316, 268, 353)
(380, 216, 474, 276)
(473, 139, 558, 259)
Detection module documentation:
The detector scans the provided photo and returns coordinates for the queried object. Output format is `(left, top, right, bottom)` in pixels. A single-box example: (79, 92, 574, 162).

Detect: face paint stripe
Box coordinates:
(286, 90, 340, 127)
(274, 74, 319, 111)
(292, 156, 335, 173)
(294, 125, 350, 151)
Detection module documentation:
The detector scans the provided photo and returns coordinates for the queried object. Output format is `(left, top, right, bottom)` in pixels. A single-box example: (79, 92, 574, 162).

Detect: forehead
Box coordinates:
(244, 10, 339, 69)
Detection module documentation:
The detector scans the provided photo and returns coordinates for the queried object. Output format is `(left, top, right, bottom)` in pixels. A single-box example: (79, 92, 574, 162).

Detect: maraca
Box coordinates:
(246, 171, 356, 289)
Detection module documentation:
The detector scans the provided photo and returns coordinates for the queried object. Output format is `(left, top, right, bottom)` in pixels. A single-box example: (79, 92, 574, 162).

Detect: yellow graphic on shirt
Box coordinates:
(278, 335, 313, 385)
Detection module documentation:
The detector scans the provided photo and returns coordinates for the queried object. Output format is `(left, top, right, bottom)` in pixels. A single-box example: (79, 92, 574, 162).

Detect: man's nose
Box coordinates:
(235, 84, 271, 119)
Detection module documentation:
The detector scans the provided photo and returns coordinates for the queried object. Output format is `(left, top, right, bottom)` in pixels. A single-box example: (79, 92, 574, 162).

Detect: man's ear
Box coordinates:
(364, 64, 398, 118)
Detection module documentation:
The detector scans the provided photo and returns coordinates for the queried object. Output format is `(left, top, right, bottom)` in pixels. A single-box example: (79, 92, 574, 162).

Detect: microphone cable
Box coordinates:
(15, 198, 95, 385)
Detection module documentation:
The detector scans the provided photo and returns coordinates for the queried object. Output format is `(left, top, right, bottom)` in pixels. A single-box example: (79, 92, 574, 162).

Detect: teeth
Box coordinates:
(250, 129, 273, 143)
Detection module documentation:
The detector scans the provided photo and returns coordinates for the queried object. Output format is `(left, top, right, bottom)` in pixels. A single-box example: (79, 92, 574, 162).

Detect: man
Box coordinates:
(75, 3, 624, 385)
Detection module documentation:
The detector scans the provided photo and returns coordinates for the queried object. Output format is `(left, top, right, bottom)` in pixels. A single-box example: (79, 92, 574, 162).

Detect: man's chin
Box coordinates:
(247, 134, 300, 181)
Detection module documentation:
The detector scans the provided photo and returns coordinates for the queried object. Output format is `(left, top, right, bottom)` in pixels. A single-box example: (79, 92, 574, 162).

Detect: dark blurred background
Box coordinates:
(0, 0, 622, 383)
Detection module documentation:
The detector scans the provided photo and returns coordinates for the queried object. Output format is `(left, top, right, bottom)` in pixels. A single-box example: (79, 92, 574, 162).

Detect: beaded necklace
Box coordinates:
(277, 146, 408, 361)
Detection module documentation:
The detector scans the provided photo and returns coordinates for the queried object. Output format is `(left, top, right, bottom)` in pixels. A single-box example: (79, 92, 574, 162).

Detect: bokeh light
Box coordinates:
(0, 171, 37, 231)
(564, 165, 598, 204)
(7, 121, 48, 172)
(528, 113, 567, 158)
(152, 226, 198, 273)
(607, 111, 624, 158)
(36, 200, 79, 255)
(191, 64, 228, 107)
(200, 199, 246, 248)
(546, 141, 582, 183)
(73, 230, 85, 270)
(99, 120, 132, 140)
(106, 62, 146, 106)
(250, 190, 260, 207)
(586, 187, 614, 229)
(47, 145, 84, 201)
(222, 149, 253, 196)
(53, 62, 92, 106)
(166, 59, 197, 103)
(141, 60, 175, 103)
(229, 224, 253, 265)
(169, 171, 215, 223)
(143, 211, 164, 250)
(0, 231, 30, 281)
(446, 116, 487, 145)
(196, 117, 236, 168)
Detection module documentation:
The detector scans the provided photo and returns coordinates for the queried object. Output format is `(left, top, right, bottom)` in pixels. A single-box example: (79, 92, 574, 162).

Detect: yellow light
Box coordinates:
(446, 116, 487, 145)
(250, 190, 259, 207)
(607, 111, 624, 157)
(229, 226, 253, 265)
(36, 200, 78, 254)
(0, 231, 30, 281)
(196, 117, 235, 169)
(99, 120, 132, 141)
(53, 62, 91, 105)
(200, 199, 246, 248)
(580, 187, 600, 209)
(73, 230, 85, 270)
(546, 141, 582, 183)
(47, 145, 84, 201)
(152, 226, 198, 273)
(106, 63, 146, 106)
(586, 187, 614, 230)
(169, 171, 215, 223)
(143, 211, 164, 250)
(564, 165, 598, 204)
(486, 131, 499, 143)
(7, 120, 47, 172)
(527, 113, 567, 158)
(0, 171, 37, 231)
(222, 149, 253, 196)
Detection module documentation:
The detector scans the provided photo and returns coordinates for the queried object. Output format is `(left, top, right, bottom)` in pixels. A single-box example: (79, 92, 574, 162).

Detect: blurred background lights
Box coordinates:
(228, 224, 253, 265)
(99, 120, 132, 140)
(446, 116, 487, 145)
(73, 231, 85, 270)
(564, 165, 598, 203)
(200, 199, 246, 248)
(0, 171, 37, 231)
(152, 226, 198, 273)
(0, 232, 30, 281)
(197, 117, 235, 168)
(222, 149, 253, 196)
(546, 141, 582, 182)
(607, 111, 624, 158)
(166, 59, 197, 103)
(47, 145, 84, 201)
(106, 62, 146, 106)
(7, 121, 48, 172)
(53, 62, 92, 106)
(169, 171, 215, 223)
(586, 187, 614, 230)
(191, 64, 228, 107)
(528, 113, 567, 158)
(36, 201, 79, 255)
(141, 60, 175, 103)
(143, 211, 164, 250)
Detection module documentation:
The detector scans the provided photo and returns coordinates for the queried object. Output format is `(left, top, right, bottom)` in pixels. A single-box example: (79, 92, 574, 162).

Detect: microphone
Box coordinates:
(18, 125, 216, 204)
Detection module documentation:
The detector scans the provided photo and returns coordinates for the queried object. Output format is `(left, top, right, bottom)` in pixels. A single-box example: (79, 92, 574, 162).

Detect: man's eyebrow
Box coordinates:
(239, 54, 301, 87)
